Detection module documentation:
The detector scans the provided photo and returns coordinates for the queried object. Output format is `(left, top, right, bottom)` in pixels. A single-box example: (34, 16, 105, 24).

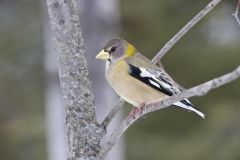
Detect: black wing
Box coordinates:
(128, 64, 205, 118)
(128, 64, 176, 96)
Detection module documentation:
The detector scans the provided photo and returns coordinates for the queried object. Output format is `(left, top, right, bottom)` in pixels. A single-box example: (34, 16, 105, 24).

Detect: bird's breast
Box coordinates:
(105, 60, 168, 107)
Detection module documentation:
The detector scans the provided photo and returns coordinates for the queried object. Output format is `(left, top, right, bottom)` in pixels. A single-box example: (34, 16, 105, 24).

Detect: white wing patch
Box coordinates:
(149, 79, 161, 88)
(140, 68, 156, 78)
(128, 64, 205, 118)
(174, 102, 205, 118)
(139, 67, 174, 93)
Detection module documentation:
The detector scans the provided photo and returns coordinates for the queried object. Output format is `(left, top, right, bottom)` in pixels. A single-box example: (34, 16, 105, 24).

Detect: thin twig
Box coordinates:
(232, 0, 240, 26)
(98, 66, 240, 159)
(102, 98, 125, 130)
(152, 0, 222, 64)
(100, 0, 222, 128)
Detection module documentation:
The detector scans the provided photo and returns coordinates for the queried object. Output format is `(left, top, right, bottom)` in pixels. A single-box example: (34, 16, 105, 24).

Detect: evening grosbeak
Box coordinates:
(96, 38, 205, 118)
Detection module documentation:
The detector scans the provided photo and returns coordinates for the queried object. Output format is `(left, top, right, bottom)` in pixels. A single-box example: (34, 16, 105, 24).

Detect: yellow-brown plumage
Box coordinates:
(106, 59, 168, 106)
(96, 38, 205, 118)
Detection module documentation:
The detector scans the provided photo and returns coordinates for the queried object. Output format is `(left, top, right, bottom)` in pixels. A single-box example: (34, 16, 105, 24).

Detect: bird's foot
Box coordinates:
(138, 103, 146, 111)
(129, 103, 146, 118)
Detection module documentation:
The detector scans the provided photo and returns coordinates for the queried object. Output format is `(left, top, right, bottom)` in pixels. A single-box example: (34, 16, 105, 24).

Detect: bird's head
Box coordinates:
(96, 38, 136, 63)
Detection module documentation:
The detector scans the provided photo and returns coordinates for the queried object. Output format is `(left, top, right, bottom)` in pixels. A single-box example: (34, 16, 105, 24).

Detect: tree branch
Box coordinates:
(232, 0, 240, 26)
(151, 0, 222, 64)
(101, 0, 222, 128)
(46, 0, 104, 159)
(98, 66, 240, 159)
(102, 98, 125, 130)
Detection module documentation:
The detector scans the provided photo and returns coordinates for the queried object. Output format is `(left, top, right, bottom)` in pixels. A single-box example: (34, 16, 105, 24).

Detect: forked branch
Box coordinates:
(98, 66, 240, 159)
(102, 98, 125, 130)
(101, 0, 222, 129)
(232, 0, 240, 26)
(152, 0, 222, 63)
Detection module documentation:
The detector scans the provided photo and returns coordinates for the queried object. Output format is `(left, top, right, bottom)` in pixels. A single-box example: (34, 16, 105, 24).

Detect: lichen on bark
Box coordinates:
(46, 0, 105, 159)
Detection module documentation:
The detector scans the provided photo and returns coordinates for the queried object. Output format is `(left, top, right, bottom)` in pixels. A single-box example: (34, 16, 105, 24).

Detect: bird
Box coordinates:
(95, 37, 205, 118)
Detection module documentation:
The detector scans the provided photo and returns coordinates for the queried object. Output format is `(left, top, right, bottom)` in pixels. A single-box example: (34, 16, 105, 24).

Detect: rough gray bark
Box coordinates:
(46, 0, 104, 159)
(77, 0, 124, 160)
(44, 17, 67, 160)
(43, 2, 67, 159)
(77, 0, 119, 123)
(46, 0, 239, 159)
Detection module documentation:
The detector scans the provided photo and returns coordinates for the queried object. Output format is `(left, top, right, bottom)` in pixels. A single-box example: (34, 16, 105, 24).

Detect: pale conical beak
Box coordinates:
(95, 50, 109, 60)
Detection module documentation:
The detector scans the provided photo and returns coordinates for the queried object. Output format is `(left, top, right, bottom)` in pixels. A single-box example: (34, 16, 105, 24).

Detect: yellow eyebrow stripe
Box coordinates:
(125, 43, 136, 57)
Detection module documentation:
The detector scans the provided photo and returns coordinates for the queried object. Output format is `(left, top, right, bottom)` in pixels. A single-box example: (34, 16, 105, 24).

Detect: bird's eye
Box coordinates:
(110, 47, 116, 52)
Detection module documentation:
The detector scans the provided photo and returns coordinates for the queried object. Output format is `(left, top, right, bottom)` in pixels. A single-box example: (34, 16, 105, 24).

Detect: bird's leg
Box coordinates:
(129, 107, 139, 117)
(138, 103, 146, 114)
(129, 103, 146, 117)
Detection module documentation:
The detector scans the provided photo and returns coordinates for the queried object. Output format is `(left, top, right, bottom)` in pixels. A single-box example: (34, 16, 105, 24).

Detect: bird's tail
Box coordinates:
(174, 100, 205, 119)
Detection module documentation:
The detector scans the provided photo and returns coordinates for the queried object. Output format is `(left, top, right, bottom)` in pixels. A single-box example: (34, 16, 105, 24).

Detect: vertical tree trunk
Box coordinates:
(77, 0, 124, 159)
(43, 5, 67, 159)
(46, 0, 105, 159)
